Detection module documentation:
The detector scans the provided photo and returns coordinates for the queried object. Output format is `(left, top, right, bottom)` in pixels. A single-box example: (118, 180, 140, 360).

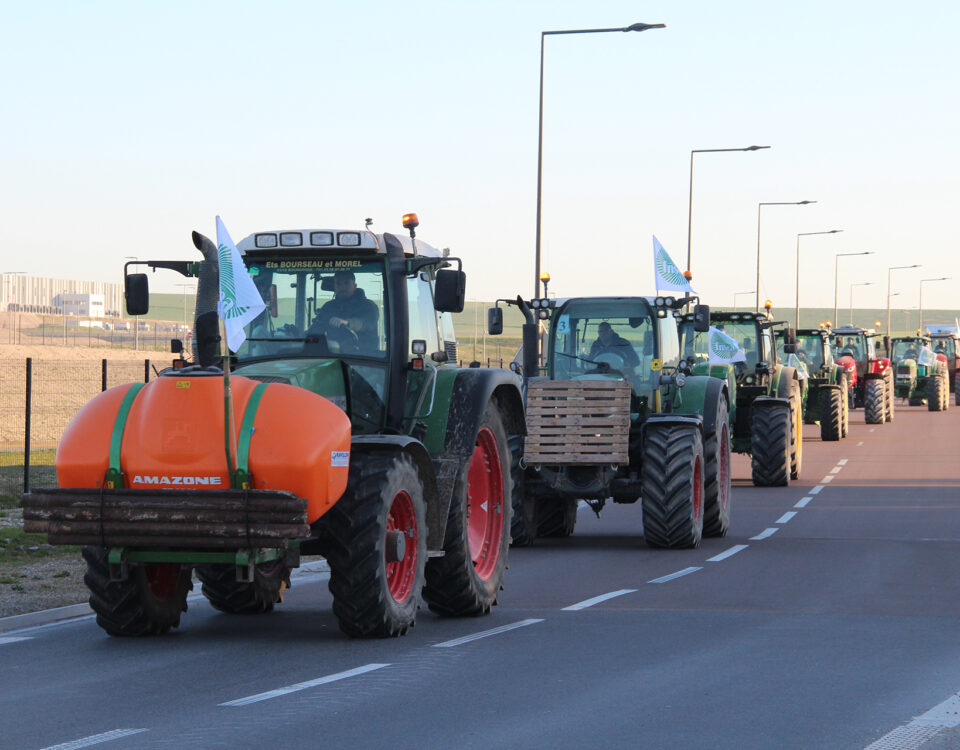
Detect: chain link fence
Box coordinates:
(0, 359, 153, 502)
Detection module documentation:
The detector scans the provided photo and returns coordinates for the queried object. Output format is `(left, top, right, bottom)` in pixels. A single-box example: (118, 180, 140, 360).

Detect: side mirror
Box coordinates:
(125, 273, 149, 316)
(269, 284, 278, 318)
(782, 327, 797, 354)
(434, 269, 466, 313)
(692, 304, 710, 333)
(883, 335, 891, 354)
(170, 339, 184, 354)
(488, 307, 503, 336)
(320, 277, 336, 292)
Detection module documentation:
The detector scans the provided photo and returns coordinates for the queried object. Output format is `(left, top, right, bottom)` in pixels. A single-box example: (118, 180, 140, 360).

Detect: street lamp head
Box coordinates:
(624, 22, 666, 32)
(798, 200, 814, 204)
(745, 145, 771, 151)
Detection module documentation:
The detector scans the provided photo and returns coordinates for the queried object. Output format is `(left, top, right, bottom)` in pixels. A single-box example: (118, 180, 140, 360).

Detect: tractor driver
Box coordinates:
(590, 321, 640, 368)
(310, 270, 379, 353)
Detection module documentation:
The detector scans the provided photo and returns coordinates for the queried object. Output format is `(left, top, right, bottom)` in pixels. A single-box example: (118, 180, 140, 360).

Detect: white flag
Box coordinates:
(653, 236, 695, 293)
(216, 216, 265, 352)
(707, 326, 747, 365)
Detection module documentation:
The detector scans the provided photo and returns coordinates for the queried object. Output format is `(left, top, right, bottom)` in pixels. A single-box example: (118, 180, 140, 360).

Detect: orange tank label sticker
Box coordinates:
(176, 381, 191, 389)
(331, 450, 349, 467)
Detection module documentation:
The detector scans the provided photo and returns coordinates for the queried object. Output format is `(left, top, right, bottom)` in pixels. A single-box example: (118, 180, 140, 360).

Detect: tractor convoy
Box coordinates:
(18, 216, 956, 639)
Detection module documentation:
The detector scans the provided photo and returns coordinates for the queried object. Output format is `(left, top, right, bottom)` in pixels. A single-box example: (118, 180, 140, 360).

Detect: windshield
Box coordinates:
(550, 299, 655, 396)
(833, 334, 865, 360)
(777, 334, 825, 371)
(683, 320, 763, 367)
(892, 340, 925, 361)
(237, 258, 387, 360)
(932, 339, 955, 358)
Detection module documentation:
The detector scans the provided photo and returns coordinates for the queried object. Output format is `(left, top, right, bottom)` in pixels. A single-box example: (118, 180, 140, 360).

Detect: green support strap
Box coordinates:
(106, 382, 146, 489)
(235, 382, 268, 489)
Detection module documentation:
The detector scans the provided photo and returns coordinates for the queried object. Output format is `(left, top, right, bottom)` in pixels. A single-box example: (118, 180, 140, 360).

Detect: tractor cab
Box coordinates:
(776, 328, 832, 376)
(679, 310, 781, 386)
(890, 335, 933, 365)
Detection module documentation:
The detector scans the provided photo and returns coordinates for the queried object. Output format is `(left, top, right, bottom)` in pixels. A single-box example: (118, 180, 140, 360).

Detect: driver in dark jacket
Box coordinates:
(311, 270, 379, 353)
(589, 321, 640, 367)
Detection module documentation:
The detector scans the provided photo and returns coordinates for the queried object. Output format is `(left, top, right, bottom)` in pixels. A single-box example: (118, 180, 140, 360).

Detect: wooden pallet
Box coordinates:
(524, 379, 631, 464)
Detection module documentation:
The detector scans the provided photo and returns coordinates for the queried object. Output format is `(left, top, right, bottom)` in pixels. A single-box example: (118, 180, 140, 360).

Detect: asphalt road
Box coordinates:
(2, 403, 959, 750)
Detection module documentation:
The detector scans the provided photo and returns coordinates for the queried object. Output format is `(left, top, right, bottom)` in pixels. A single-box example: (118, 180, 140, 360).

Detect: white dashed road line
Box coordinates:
(820, 475, 835, 483)
(863, 691, 960, 750)
(810, 485, 824, 495)
(0, 636, 32, 646)
(795, 496, 813, 508)
(776, 512, 797, 524)
(857, 441, 864, 446)
(221, 663, 390, 706)
(648, 567, 702, 584)
(831, 466, 843, 474)
(706, 545, 748, 562)
(39, 729, 148, 750)
(838, 458, 848, 465)
(433, 619, 544, 648)
(563, 589, 637, 611)
(750, 528, 779, 541)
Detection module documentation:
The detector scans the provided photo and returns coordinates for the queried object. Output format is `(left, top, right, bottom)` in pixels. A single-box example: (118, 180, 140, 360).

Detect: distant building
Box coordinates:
(54, 293, 106, 317)
(1, 273, 123, 316)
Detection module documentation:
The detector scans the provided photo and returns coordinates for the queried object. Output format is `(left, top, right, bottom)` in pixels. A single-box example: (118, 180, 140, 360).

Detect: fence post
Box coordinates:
(24, 357, 32, 494)
(102, 359, 108, 392)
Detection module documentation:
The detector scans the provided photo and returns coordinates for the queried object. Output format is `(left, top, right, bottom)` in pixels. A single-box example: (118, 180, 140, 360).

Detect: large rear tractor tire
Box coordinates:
(508, 435, 536, 547)
(954, 374, 960, 406)
(641, 424, 704, 549)
(819, 388, 842, 442)
(196, 560, 291, 615)
(750, 405, 791, 487)
(83, 546, 192, 637)
(424, 402, 511, 616)
(840, 381, 850, 437)
(535, 497, 578, 538)
(320, 452, 427, 638)
(928, 372, 946, 412)
(864, 379, 886, 424)
(789, 383, 803, 481)
(703, 396, 732, 538)
(884, 370, 895, 422)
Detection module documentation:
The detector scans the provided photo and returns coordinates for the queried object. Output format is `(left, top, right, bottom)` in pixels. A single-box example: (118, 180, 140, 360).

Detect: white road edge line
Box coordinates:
(838, 458, 848, 465)
(795, 497, 813, 508)
(706, 545, 748, 562)
(776, 511, 797, 524)
(433, 619, 544, 648)
(648, 567, 702, 584)
(0, 636, 32, 646)
(39, 728, 148, 750)
(220, 663, 389, 706)
(750, 528, 779, 541)
(820, 475, 835, 483)
(563, 589, 637, 611)
(809, 485, 824, 495)
(830, 466, 843, 474)
(863, 691, 960, 750)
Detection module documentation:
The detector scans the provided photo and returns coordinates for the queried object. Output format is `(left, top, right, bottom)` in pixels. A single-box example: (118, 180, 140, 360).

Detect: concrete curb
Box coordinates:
(0, 558, 330, 635)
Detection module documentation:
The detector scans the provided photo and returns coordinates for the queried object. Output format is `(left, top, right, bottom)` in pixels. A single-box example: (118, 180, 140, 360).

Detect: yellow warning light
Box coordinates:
(875, 321, 882, 328)
(540, 272, 551, 283)
(683, 270, 693, 280)
(402, 213, 419, 230)
(764, 299, 773, 310)
(826, 320, 832, 328)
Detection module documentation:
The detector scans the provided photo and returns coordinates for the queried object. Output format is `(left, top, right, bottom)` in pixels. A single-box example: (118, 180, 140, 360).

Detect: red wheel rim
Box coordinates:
(144, 564, 181, 600)
(466, 427, 504, 581)
(719, 424, 731, 512)
(693, 455, 703, 522)
(385, 490, 417, 603)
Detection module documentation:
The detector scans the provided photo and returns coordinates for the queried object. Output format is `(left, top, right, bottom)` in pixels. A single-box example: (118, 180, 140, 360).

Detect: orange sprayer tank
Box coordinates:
(56, 374, 351, 524)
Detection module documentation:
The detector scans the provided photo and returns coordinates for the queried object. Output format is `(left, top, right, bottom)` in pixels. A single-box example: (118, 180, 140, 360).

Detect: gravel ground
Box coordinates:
(0, 552, 89, 619)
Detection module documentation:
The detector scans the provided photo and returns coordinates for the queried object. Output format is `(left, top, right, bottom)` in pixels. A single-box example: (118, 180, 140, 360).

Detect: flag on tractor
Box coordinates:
(652, 236, 695, 293)
(707, 326, 746, 365)
(216, 216, 265, 352)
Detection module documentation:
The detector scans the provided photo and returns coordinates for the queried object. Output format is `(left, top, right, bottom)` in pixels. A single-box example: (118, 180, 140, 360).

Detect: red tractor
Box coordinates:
(829, 325, 893, 424)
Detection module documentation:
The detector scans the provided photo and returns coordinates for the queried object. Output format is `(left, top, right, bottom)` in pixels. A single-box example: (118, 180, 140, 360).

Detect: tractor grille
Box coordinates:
(445, 340, 458, 365)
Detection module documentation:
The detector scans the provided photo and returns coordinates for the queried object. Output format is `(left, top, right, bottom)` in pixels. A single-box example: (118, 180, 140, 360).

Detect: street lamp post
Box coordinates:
(833, 251, 874, 327)
(534, 21, 665, 298)
(686, 145, 770, 276)
(733, 290, 755, 311)
(919, 277, 951, 333)
(886, 264, 921, 338)
(755, 201, 815, 311)
(849, 281, 873, 324)
(795, 230, 842, 328)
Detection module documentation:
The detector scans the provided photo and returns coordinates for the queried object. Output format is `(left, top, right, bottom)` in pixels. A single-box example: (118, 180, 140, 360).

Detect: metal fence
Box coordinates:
(0, 359, 153, 499)
(2, 311, 186, 350)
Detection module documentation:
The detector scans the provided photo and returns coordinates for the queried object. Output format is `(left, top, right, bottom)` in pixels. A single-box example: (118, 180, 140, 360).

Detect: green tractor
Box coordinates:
(928, 331, 960, 405)
(23, 216, 524, 638)
(774, 328, 849, 441)
(890, 335, 950, 411)
(678, 310, 804, 487)
(488, 295, 732, 549)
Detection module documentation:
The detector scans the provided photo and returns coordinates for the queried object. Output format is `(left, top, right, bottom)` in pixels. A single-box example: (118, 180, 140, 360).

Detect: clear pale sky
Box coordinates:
(2, 1, 958, 315)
